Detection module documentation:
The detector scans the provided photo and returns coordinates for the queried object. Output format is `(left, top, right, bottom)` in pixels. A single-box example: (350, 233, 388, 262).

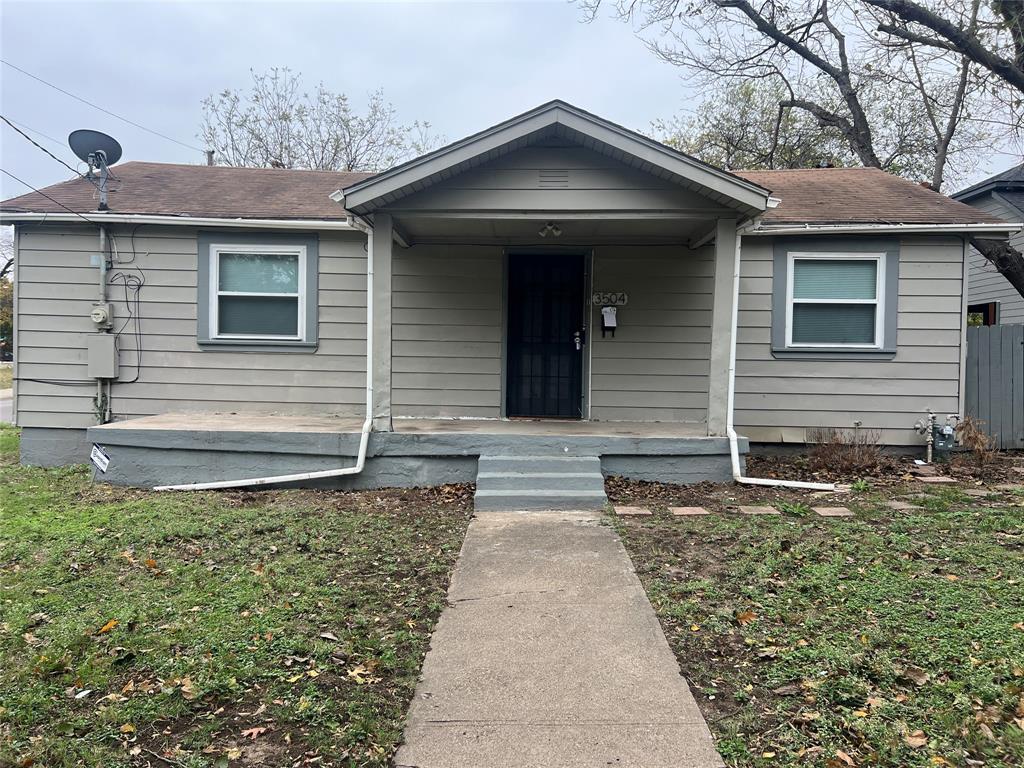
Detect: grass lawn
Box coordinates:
(0, 424, 473, 767)
(611, 477, 1024, 768)
(0, 364, 11, 389)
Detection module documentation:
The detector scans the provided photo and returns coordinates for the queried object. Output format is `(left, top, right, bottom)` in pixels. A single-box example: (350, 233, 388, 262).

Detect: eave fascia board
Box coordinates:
(553, 108, 771, 212)
(991, 190, 1024, 221)
(341, 110, 556, 211)
(745, 221, 1022, 236)
(341, 100, 772, 214)
(0, 212, 357, 231)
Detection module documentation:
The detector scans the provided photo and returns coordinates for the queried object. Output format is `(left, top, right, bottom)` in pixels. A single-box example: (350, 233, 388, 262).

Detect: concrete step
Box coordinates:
(473, 489, 609, 512)
(476, 471, 607, 492)
(477, 455, 602, 474)
(474, 454, 607, 511)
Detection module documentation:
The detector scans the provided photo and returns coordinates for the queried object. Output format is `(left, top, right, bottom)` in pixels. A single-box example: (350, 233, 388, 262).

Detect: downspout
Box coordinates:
(96, 226, 111, 424)
(726, 223, 835, 492)
(154, 215, 375, 491)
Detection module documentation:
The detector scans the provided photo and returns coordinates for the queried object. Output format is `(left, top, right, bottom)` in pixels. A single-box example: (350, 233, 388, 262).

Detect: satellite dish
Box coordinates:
(69, 129, 122, 210)
(68, 129, 122, 166)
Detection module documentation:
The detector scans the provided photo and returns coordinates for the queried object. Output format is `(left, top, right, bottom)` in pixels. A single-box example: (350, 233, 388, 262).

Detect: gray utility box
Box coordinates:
(87, 334, 119, 379)
(932, 423, 956, 455)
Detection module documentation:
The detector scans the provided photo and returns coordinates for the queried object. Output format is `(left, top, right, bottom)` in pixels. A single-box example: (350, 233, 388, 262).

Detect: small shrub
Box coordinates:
(955, 415, 998, 466)
(777, 501, 811, 516)
(850, 479, 872, 493)
(807, 426, 883, 474)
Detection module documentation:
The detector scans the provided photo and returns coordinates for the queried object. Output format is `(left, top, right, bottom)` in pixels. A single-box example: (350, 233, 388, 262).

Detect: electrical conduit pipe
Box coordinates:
(726, 225, 835, 492)
(154, 217, 375, 491)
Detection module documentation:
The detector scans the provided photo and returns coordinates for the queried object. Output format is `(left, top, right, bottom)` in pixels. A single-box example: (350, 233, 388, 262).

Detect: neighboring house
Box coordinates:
(0, 102, 1017, 504)
(953, 163, 1024, 325)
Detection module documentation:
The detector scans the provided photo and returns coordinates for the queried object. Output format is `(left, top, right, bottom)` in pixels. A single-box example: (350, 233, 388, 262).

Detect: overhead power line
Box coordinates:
(1, 58, 205, 154)
(2, 116, 65, 148)
(1, 114, 82, 177)
(0, 167, 98, 225)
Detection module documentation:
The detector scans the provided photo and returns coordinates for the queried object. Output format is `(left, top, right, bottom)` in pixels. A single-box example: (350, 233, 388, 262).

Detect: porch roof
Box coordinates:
(338, 100, 773, 220)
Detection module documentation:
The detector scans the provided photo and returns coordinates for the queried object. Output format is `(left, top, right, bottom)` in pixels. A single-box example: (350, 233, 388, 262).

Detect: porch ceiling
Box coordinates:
(392, 212, 717, 247)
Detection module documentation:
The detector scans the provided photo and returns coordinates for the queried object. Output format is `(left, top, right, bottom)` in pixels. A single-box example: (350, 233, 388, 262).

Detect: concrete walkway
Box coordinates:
(395, 512, 723, 768)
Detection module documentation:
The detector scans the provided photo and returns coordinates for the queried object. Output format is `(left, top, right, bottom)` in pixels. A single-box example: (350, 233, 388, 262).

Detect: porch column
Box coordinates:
(707, 218, 738, 436)
(371, 212, 393, 431)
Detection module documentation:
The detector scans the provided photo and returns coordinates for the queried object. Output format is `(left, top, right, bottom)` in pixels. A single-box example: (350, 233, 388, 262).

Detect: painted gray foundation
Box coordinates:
(602, 454, 741, 484)
(20, 427, 92, 467)
(94, 444, 478, 490)
(53, 424, 750, 490)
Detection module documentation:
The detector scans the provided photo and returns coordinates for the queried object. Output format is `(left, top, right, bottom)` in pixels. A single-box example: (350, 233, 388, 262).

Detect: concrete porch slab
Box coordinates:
(83, 413, 747, 489)
(395, 512, 723, 768)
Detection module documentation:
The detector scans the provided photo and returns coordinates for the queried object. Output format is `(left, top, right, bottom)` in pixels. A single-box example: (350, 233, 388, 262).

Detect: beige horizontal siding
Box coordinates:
(15, 224, 368, 430)
(394, 146, 733, 216)
(735, 236, 965, 445)
(965, 195, 1024, 323)
(391, 244, 504, 418)
(589, 245, 712, 423)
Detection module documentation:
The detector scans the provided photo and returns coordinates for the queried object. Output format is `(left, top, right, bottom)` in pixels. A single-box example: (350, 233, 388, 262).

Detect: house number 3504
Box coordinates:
(592, 291, 628, 306)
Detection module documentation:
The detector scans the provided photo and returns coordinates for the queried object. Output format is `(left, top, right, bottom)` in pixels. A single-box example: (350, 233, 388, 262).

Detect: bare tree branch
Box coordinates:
(864, 0, 1024, 92)
(200, 69, 443, 172)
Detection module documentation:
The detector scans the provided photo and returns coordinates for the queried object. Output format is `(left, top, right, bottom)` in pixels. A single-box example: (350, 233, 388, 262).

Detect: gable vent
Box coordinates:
(539, 169, 569, 188)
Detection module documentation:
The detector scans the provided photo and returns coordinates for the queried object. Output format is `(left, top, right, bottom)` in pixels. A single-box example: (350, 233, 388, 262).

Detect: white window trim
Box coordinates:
(784, 252, 886, 350)
(209, 243, 307, 341)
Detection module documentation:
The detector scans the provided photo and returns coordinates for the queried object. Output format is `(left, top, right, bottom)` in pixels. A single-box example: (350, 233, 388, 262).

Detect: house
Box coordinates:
(1, 101, 1017, 507)
(953, 163, 1024, 325)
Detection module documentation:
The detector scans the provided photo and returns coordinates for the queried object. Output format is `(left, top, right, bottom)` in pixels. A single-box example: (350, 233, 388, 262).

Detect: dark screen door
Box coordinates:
(506, 253, 585, 418)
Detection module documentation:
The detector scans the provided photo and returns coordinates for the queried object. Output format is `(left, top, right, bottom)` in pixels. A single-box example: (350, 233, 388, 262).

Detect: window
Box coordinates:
(198, 233, 319, 348)
(771, 239, 898, 357)
(967, 301, 999, 327)
(211, 246, 305, 339)
(786, 254, 884, 348)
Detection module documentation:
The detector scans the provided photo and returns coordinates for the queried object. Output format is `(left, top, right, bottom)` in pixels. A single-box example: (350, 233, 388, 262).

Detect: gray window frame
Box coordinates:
(771, 237, 899, 360)
(198, 231, 319, 350)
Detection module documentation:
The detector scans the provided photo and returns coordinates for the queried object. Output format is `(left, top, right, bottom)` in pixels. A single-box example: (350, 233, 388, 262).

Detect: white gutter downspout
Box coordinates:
(726, 223, 835, 492)
(154, 214, 374, 491)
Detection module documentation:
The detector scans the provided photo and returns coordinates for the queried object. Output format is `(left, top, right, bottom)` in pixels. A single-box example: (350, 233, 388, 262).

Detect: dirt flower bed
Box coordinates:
(0, 425, 472, 768)
(608, 469, 1024, 768)
(745, 450, 1024, 487)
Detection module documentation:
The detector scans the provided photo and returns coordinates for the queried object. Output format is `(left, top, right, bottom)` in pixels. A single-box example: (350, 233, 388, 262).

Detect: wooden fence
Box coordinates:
(964, 323, 1024, 450)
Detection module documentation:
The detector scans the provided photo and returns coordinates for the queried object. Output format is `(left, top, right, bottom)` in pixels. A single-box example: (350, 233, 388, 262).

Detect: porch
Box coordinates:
(87, 413, 746, 494)
(343, 102, 772, 437)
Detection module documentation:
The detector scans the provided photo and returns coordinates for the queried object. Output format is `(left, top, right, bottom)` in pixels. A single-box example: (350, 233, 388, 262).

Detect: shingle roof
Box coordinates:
(736, 167, 1005, 226)
(952, 162, 1024, 203)
(0, 160, 1010, 227)
(0, 161, 371, 221)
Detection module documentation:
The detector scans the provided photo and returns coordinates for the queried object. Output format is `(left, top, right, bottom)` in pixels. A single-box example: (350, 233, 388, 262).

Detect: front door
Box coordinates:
(506, 253, 585, 418)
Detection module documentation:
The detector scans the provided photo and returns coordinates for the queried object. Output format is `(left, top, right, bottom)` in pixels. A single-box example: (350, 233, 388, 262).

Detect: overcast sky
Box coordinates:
(0, 0, 1018, 205)
(0, 0, 695, 201)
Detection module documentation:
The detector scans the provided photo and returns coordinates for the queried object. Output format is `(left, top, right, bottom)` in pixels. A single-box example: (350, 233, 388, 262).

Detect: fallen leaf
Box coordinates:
(241, 726, 266, 740)
(318, 631, 339, 642)
(97, 619, 119, 635)
(74, 689, 92, 699)
(735, 610, 758, 626)
(904, 667, 930, 686)
(225, 747, 243, 759)
(835, 749, 856, 766)
(179, 676, 196, 700)
(904, 730, 927, 748)
(144, 558, 158, 570)
(119, 723, 135, 734)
